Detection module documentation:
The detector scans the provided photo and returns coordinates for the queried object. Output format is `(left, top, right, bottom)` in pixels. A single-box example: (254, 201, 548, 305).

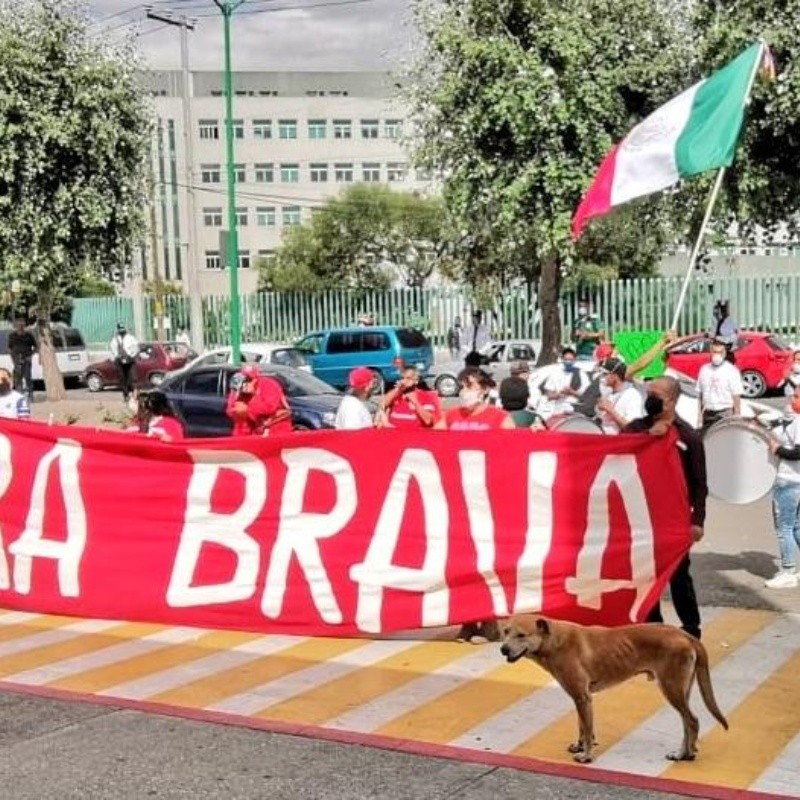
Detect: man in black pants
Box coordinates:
(624, 376, 706, 639)
(8, 318, 37, 400)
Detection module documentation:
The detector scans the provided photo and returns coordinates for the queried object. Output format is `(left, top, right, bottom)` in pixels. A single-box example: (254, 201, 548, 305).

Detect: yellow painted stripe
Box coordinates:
(149, 637, 365, 708)
(375, 659, 553, 743)
(0, 614, 82, 644)
(0, 622, 167, 678)
(510, 608, 775, 762)
(48, 629, 263, 693)
(252, 641, 476, 725)
(661, 648, 800, 788)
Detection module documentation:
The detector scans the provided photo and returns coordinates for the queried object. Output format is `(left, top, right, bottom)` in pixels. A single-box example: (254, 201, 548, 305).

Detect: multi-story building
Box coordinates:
(142, 70, 431, 295)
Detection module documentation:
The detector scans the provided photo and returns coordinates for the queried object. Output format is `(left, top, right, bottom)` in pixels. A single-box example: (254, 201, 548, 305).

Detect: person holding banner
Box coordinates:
(226, 365, 293, 437)
(335, 367, 376, 430)
(436, 368, 515, 432)
(0, 367, 31, 420)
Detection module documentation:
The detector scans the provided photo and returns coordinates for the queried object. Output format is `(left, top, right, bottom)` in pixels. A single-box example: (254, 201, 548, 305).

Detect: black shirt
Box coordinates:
(7, 331, 37, 359)
(624, 415, 708, 527)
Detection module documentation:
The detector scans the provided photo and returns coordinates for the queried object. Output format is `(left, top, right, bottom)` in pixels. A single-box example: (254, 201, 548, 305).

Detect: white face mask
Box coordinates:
(599, 382, 612, 397)
(792, 363, 800, 374)
(711, 354, 725, 367)
(459, 388, 483, 408)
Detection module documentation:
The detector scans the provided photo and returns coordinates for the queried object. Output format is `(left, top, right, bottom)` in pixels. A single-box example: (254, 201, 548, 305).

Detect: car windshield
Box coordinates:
(766, 334, 792, 351)
(263, 368, 339, 397)
(62, 329, 85, 348)
(269, 348, 307, 368)
(396, 328, 428, 348)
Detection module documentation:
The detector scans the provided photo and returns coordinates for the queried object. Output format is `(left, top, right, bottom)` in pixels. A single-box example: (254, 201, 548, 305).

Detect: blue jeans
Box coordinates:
(772, 481, 800, 570)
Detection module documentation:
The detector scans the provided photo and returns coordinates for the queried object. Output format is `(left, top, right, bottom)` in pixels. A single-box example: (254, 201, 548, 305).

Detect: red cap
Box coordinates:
(349, 367, 374, 390)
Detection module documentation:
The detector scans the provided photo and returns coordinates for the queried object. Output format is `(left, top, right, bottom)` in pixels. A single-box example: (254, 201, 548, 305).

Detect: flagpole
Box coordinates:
(669, 40, 766, 332)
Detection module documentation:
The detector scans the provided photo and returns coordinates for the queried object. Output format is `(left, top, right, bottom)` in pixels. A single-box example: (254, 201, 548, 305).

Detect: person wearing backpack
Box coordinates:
(109, 323, 139, 404)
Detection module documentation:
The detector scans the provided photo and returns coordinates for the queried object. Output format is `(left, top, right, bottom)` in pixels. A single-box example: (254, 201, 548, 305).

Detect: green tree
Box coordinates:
(0, 1, 149, 398)
(259, 185, 454, 292)
(408, 0, 690, 363)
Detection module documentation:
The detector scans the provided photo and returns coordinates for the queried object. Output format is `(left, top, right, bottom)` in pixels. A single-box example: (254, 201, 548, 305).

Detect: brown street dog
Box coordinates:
(500, 615, 728, 764)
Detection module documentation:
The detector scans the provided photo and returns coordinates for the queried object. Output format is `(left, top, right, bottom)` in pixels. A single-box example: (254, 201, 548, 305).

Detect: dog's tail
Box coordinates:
(692, 638, 729, 730)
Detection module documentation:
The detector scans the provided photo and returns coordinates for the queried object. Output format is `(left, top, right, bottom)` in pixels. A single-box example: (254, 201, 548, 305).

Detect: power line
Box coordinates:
(192, 0, 379, 18)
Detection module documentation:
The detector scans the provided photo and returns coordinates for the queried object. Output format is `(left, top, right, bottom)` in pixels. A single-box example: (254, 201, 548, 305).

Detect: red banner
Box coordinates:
(0, 420, 691, 635)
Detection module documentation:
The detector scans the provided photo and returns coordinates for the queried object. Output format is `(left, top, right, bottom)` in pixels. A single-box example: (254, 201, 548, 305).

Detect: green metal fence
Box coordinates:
(71, 273, 800, 351)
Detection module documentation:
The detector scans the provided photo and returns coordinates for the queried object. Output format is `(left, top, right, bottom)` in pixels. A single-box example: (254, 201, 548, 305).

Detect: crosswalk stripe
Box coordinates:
(0, 613, 90, 645)
(750, 730, 800, 797)
(509, 608, 775, 762)
(593, 614, 800, 775)
(51, 629, 263, 694)
(251, 640, 480, 727)
(0, 619, 121, 660)
(660, 647, 800, 789)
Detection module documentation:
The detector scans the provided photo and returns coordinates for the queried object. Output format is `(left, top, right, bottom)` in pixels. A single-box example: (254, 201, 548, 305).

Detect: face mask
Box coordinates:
(563, 361, 576, 372)
(792, 363, 800, 374)
(460, 389, 482, 408)
(578, 308, 588, 317)
(599, 382, 612, 397)
(0, 380, 10, 396)
(644, 394, 664, 417)
(711, 354, 725, 367)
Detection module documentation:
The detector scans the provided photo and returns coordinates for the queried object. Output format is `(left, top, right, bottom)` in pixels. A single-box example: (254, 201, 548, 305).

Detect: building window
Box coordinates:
(258, 249, 276, 264)
(236, 207, 248, 226)
(232, 119, 244, 139)
(254, 163, 274, 183)
(203, 207, 223, 227)
(360, 119, 379, 139)
(201, 164, 221, 184)
(282, 206, 301, 227)
(310, 163, 328, 183)
(335, 163, 354, 183)
(280, 163, 300, 183)
(234, 163, 246, 183)
(256, 206, 276, 227)
(253, 119, 272, 139)
(238, 250, 251, 270)
(308, 119, 327, 139)
(205, 250, 221, 270)
(384, 119, 403, 139)
(278, 119, 297, 139)
(361, 162, 381, 182)
(387, 162, 407, 182)
(333, 119, 352, 139)
(199, 119, 219, 140)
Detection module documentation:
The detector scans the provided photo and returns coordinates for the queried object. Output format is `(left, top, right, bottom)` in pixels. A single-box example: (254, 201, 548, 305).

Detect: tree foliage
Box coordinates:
(259, 185, 454, 292)
(0, 0, 149, 397)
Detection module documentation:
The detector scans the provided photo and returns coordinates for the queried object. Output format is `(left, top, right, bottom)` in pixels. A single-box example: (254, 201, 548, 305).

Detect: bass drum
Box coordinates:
(545, 414, 604, 435)
(704, 416, 778, 505)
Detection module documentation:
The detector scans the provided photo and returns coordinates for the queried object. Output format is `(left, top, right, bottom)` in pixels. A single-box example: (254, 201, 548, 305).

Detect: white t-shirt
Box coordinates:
(537, 366, 590, 418)
(600, 383, 644, 435)
(697, 361, 743, 411)
(777, 414, 800, 484)
(335, 394, 373, 430)
(109, 333, 139, 360)
(0, 390, 30, 419)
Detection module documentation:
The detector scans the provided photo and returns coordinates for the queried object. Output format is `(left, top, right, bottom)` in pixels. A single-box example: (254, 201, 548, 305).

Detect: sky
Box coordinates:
(87, 0, 414, 71)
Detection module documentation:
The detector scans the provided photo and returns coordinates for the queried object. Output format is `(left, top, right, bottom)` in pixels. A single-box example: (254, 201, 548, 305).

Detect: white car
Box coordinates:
(188, 343, 312, 373)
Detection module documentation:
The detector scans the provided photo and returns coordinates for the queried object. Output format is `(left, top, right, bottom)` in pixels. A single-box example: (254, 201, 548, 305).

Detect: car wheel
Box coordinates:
(741, 370, 767, 398)
(85, 372, 104, 393)
(435, 373, 459, 397)
(149, 372, 165, 387)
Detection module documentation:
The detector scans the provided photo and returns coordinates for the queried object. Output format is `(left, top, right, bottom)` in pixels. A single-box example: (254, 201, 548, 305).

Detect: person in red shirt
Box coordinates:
(378, 366, 441, 429)
(226, 365, 293, 436)
(436, 368, 515, 431)
(124, 391, 184, 442)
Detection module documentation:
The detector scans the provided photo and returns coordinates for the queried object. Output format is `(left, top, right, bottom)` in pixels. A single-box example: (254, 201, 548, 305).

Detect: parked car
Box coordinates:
(428, 339, 538, 397)
(665, 331, 793, 398)
(294, 326, 433, 392)
(82, 341, 196, 392)
(188, 343, 311, 372)
(159, 363, 344, 437)
(0, 323, 89, 385)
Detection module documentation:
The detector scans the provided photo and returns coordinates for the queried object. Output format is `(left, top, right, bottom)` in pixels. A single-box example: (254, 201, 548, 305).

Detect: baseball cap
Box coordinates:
(349, 367, 374, 390)
(599, 357, 627, 378)
(510, 360, 530, 376)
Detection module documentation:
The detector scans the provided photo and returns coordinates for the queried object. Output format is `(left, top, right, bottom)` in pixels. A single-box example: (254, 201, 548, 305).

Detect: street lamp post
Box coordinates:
(213, 0, 245, 362)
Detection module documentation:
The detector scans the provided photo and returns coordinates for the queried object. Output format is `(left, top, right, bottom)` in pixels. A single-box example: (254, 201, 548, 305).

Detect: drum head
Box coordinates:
(546, 414, 604, 435)
(705, 418, 778, 504)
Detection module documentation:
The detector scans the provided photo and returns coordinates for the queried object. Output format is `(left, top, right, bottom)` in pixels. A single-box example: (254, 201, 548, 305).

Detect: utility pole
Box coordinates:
(145, 6, 205, 352)
(212, 0, 246, 363)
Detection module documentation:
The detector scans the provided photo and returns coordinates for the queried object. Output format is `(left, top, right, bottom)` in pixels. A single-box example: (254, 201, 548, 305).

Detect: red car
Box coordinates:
(666, 331, 793, 398)
(82, 342, 197, 392)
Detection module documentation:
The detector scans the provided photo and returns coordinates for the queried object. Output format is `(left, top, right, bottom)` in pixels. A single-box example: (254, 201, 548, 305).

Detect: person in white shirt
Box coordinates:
(782, 349, 800, 398)
(335, 367, 375, 430)
(109, 323, 140, 403)
(460, 310, 492, 360)
(696, 339, 742, 431)
(535, 346, 590, 419)
(0, 368, 30, 419)
(596, 357, 644, 434)
(766, 384, 800, 588)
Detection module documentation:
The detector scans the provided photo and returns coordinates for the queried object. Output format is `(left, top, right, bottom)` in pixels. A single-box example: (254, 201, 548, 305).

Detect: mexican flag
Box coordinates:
(571, 42, 765, 240)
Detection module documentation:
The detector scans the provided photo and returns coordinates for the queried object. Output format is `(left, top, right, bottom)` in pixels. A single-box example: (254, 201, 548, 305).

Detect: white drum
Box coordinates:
(704, 417, 778, 505)
(545, 414, 604, 435)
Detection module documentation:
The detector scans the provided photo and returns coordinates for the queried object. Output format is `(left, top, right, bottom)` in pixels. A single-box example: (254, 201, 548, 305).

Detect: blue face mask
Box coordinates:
(563, 361, 576, 372)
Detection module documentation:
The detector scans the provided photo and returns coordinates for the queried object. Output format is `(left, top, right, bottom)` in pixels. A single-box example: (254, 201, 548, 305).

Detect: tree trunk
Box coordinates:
(37, 317, 67, 402)
(536, 255, 562, 367)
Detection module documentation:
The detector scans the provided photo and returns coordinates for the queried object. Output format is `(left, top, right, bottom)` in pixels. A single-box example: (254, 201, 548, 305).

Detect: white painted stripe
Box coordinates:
(611, 81, 701, 206)
(0, 618, 119, 658)
(101, 635, 303, 700)
(210, 639, 417, 716)
(751, 730, 800, 797)
(0, 611, 43, 626)
(323, 645, 502, 734)
(3, 627, 201, 685)
(591, 614, 799, 775)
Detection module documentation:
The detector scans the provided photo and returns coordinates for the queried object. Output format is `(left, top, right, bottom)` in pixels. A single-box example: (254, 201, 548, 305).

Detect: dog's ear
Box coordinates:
(535, 618, 550, 636)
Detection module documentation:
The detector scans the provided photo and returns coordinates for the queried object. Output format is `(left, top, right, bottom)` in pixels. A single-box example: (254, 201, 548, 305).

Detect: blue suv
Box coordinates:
(295, 326, 433, 391)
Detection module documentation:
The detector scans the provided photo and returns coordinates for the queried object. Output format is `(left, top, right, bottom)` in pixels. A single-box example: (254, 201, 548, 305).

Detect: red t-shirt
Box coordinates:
(148, 416, 184, 441)
(387, 389, 442, 429)
(444, 405, 510, 431)
(226, 376, 293, 436)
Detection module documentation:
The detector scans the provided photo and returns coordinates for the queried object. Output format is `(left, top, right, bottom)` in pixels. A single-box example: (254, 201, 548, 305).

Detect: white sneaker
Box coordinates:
(765, 571, 798, 589)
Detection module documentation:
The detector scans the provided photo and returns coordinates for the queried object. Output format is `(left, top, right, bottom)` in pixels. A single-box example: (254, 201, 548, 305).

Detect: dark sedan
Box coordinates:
(159, 362, 344, 437)
(83, 342, 197, 392)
